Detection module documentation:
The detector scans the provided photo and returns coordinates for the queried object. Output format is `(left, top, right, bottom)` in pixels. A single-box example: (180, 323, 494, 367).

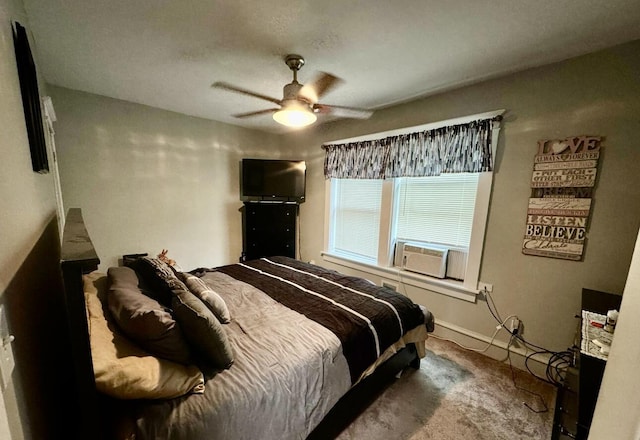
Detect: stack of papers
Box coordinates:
(581, 310, 613, 361)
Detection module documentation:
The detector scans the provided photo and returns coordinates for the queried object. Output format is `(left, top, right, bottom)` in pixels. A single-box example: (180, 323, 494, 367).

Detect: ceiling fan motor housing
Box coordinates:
(283, 54, 311, 107)
(283, 82, 306, 102)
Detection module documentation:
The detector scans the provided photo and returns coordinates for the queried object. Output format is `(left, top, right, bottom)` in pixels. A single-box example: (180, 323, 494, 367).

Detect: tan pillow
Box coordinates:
(83, 272, 205, 400)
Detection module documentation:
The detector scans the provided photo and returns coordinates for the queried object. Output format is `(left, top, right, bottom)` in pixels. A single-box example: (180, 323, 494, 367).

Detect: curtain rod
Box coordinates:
(322, 110, 505, 147)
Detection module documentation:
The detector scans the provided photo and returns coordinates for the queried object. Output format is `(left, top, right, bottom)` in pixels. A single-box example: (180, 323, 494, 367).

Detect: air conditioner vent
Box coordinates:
(446, 248, 468, 280)
(401, 243, 448, 278)
(394, 242, 468, 280)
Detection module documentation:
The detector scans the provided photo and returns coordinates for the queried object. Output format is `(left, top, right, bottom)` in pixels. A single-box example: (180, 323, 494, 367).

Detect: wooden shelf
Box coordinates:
(552, 288, 622, 440)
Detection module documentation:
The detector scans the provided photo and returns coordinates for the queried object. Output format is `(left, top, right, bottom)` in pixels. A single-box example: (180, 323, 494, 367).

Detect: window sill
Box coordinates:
(321, 252, 478, 303)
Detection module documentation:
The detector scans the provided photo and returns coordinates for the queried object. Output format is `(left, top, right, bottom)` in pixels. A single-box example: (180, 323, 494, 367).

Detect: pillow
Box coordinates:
(131, 257, 187, 306)
(177, 272, 231, 324)
(83, 271, 205, 400)
(107, 266, 192, 365)
(171, 287, 234, 370)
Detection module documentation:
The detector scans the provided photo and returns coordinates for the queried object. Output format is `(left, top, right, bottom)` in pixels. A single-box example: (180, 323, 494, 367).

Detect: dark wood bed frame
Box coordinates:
(60, 208, 421, 439)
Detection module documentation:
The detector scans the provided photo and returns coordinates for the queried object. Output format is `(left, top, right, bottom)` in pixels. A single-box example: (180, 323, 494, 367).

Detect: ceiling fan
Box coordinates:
(212, 54, 374, 128)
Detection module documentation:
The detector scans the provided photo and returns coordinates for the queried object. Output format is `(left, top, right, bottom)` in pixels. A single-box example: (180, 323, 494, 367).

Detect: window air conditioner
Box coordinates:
(400, 243, 448, 279)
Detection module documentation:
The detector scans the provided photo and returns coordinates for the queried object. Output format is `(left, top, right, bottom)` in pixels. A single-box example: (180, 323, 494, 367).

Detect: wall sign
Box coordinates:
(522, 135, 602, 261)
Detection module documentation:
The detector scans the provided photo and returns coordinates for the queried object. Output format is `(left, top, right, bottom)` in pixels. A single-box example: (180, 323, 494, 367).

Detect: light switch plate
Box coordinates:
(0, 305, 15, 389)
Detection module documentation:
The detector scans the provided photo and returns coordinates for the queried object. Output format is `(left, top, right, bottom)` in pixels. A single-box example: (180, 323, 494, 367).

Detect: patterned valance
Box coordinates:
(323, 118, 497, 179)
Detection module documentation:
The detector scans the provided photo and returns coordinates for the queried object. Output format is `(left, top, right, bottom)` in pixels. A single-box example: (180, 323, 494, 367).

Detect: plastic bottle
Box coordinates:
(604, 309, 619, 333)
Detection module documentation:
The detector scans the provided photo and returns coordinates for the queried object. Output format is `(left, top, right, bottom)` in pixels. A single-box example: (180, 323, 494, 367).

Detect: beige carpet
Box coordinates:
(337, 337, 557, 440)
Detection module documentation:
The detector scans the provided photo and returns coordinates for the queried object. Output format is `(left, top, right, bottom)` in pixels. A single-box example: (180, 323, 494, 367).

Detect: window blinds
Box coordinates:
(395, 174, 479, 248)
(332, 179, 383, 261)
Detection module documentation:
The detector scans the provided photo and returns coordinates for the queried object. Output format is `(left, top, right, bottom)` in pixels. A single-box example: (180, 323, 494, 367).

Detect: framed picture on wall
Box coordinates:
(12, 21, 49, 173)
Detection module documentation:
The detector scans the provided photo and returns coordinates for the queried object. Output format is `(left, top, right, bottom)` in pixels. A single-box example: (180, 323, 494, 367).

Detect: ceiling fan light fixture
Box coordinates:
(214, 53, 372, 127)
(272, 105, 317, 128)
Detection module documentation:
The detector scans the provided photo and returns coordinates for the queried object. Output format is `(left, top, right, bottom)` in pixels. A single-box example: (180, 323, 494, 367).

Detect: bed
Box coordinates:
(60, 209, 434, 439)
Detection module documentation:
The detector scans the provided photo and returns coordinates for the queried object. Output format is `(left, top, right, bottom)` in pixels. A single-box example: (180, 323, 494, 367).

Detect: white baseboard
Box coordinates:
(430, 318, 552, 378)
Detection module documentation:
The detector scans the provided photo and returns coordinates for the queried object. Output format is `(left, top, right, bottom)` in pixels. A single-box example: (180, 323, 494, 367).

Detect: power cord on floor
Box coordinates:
(505, 335, 549, 414)
(429, 313, 519, 354)
(484, 290, 573, 384)
(490, 290, 580, 413)
(519, 341, 574, 387)
(440, 288, 573, 413)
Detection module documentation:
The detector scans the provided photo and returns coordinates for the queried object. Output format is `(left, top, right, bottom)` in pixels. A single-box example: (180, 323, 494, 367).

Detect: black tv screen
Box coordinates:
(241, 159, 306, 203)
(13, 21, 48, 173)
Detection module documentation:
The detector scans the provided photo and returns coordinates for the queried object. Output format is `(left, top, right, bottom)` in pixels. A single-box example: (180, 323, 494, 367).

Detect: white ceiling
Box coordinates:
(22, 0, 640, 133)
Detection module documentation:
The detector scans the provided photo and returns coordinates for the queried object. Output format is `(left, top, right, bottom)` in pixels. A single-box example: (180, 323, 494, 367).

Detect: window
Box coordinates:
(325, 173, 490, 300)
(331, 179, 383, 262)
(322, 111, 502, 301)
(395, 174, 479, 248)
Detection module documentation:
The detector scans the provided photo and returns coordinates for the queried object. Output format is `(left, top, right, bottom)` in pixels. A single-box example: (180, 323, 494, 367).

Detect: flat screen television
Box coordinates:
(241, 159, 306, 203)
(13, 21, 48, 173)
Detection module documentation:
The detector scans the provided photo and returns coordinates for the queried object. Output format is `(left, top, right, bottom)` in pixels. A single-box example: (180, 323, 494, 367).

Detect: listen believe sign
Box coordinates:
(522, 135, 602, 261)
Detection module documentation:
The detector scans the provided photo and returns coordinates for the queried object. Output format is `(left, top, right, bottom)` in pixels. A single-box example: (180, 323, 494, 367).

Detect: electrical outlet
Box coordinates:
(508, 318, 523, 335)
(478, 282, 493, 293)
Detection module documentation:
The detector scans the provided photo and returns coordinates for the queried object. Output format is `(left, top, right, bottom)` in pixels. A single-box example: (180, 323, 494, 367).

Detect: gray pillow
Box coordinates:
(131, 257, 187, 307)
(171, 287, 234, 370)
(107, 266, 192, 365)
(177, 272, 231, 324)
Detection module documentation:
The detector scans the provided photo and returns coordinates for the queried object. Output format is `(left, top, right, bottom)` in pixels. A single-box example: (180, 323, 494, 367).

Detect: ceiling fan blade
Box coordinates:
(299, 72, 342, 103)
(314, 104, 374, 119)
(232, 108, 278, 119)
(212, 81, 282, 105)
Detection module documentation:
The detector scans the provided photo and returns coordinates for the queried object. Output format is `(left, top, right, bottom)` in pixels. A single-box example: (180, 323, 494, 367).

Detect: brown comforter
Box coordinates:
(216, 257, 426, 383)
(119, 258, 431, 440)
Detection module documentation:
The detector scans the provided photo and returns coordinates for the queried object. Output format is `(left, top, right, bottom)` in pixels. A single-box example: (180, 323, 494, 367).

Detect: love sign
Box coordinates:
(523, 135, 603, 261)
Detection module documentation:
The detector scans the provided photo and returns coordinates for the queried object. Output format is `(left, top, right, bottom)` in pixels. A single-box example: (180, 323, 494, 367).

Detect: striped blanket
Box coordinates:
(216, 256, 426, 383)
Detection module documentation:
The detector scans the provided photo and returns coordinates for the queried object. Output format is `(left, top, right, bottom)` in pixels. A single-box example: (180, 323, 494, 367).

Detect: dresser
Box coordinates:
(241, 202, 297, 261)
(553, 288, 622, 439)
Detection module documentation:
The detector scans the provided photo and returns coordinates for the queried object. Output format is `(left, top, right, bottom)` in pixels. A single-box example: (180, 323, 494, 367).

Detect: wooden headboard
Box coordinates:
(60, 208, 101, 439)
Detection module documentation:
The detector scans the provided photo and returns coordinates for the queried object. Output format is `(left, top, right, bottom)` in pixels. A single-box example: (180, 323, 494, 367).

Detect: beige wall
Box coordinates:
(295, 40, 640, 354)
(50, 86, 284, 271)
(0, 0, 58, 438)
(0, 1, 56, 295)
